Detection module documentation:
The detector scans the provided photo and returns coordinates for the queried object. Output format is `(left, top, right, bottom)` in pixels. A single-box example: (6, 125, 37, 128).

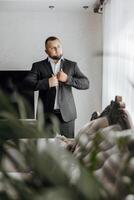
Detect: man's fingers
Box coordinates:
(52, 74, 57, 79)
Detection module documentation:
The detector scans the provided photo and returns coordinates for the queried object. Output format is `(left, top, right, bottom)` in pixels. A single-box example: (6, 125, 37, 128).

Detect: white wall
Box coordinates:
(0, 9, 102, 135)
(102, 0, 134, 121)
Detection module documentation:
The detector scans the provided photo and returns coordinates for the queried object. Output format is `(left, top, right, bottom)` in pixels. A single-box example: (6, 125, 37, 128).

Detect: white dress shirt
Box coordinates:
(48, 57, 63, 109)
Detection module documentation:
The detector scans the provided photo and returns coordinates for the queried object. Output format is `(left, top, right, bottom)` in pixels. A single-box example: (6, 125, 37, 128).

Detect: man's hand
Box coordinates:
(57, 69, 68, 83)
(49, 75, 58, 88)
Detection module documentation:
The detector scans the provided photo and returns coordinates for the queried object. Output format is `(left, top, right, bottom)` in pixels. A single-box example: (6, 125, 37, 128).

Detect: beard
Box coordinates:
(50, 54, 62, 60)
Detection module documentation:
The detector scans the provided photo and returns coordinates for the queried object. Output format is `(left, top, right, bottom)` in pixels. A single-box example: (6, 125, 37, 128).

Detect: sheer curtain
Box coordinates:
(102, 0, 134, 120)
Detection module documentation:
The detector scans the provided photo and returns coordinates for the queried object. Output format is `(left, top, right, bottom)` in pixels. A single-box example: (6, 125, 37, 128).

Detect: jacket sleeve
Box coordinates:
(65, 63, 89, 89)
(25, 63, 49, 91)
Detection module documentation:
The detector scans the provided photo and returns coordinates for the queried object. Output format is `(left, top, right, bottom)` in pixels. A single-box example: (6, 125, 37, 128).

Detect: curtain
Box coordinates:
(102, 0, 134, 120)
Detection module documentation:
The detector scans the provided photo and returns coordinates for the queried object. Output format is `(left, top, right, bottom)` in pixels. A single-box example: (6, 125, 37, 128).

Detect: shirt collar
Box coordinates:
(48, 56, 64, 63)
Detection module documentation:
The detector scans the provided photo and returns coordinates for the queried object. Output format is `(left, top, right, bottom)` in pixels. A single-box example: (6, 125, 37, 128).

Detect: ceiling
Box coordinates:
(0, 0, 98, 12)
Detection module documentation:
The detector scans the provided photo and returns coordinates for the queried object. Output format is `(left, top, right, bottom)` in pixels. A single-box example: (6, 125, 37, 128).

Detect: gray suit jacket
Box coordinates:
(26, 58, 89, 122)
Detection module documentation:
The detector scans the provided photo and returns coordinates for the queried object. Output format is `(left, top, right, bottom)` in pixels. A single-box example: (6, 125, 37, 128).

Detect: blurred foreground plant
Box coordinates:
(0, 90, 134, 200)
(0, 90, 107, 200)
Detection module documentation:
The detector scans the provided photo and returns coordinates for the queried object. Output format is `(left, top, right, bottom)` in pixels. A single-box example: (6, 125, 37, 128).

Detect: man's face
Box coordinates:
(45, 39, 63, 60)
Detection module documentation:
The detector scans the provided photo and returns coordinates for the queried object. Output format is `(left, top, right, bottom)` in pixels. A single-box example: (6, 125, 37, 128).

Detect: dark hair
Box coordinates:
(45, 36, 60, 48)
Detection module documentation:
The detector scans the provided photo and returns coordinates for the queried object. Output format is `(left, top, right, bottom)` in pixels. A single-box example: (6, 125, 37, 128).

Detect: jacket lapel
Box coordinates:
(44, 58, 54, 75)
(60, 59, 68, 73)
(60, 59, 64, 71)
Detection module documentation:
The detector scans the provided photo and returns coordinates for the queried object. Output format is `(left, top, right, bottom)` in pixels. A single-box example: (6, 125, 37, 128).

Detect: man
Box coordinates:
(26, 36, 89, 138)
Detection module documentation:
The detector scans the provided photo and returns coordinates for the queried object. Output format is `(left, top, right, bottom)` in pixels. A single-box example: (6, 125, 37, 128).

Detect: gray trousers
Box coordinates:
(53, 110, 75, 138)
